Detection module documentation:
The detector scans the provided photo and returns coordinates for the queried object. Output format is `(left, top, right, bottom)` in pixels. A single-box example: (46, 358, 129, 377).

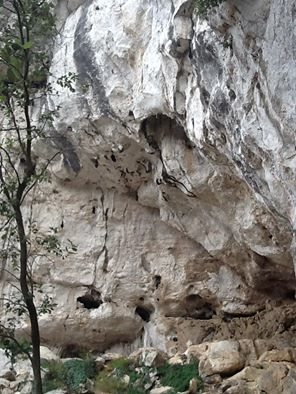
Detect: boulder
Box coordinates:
(95, 355, 105, 371)
(129, 347, 168, 367)
(1, 370, 15, 382)
(150, 387, 173, 394)
(40, 346, 59, 362)
(258, 348, 295, 363)
(0, 378, 10, 389)
(223, 363, 296, 394)
(102, 352, 123, 362)
(189, 377, 199, 393)
(188, 341, 245, 377)
(168, 353, 186, 365)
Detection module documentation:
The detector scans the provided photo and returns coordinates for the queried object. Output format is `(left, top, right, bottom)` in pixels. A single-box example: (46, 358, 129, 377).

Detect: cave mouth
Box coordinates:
(184, 294, 216, 320)
(77, 289, 102, 309)
(154, 275, 161, 289)
(135, 306, 152, 322)
(140, 114, 194, 150)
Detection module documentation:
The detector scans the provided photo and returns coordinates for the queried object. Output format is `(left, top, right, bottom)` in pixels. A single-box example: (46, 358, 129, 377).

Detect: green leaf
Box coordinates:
(6, 68, 16, 83)
(23, 41, 32, 50)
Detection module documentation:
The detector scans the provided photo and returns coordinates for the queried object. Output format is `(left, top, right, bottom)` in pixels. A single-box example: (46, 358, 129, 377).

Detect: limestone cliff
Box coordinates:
(2, 0, 296, 353)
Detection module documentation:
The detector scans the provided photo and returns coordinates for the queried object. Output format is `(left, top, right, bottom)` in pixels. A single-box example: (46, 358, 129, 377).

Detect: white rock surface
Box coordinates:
(150, 388, 174, 394)
(129, 347, 168, 367)
(40, 346, 59, 362)
(0, 350, 11, 379)
(1, 0, 296, 352)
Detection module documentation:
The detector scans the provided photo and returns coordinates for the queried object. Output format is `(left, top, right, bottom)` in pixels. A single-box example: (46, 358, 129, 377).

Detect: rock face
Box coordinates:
(1, 0, 296, 352)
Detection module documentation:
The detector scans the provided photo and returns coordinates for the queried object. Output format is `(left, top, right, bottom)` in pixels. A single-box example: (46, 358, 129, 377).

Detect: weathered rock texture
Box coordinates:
(1, 0, 296, 352)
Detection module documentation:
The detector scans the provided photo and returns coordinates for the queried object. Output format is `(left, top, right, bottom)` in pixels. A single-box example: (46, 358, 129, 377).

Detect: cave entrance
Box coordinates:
(77, 289, 102, 309)
(135, 306, 152, 322)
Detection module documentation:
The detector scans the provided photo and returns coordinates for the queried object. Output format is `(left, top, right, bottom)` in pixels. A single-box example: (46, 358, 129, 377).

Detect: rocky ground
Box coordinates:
(165, 300, 296, 353)
(1, 333, 296, 393)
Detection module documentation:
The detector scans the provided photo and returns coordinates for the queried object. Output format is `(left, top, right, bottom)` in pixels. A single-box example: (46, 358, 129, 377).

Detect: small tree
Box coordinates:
(0, 1, 76, 392)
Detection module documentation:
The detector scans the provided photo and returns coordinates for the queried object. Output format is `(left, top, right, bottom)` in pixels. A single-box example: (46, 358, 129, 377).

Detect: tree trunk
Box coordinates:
(14, 204, 43, 394)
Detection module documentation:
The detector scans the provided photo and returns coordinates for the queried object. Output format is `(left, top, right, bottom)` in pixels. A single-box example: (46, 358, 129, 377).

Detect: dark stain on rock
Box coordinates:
(73, 1, 114, 116)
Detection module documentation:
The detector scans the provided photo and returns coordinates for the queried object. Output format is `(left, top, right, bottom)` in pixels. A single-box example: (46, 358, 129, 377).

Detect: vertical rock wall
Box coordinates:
(1, 0, 296, 352)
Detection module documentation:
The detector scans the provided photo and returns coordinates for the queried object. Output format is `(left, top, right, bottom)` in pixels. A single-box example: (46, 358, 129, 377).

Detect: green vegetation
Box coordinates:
(158, 361, 202, 393)
(94, 358, 148, 394)
(42, 360, 65, 392)
(43, 358, 97, 393)
(64, 359, 97, 391)
(0, 337, 31, 367)
(94, 358, 202, 394)
(43, 356, 202, 393)
(195, 0, 224, 15)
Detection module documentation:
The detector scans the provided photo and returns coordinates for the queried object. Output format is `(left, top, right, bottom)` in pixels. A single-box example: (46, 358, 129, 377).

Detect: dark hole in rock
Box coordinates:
(135, 306, 151, 322)
(172, 337, 178, 342)
(20, 157, 26, 164)
(61, 221, 64, 229)
(186, 294, 202, 303)
(92, 206, 96, 214)
(111, 154, 116, 162)
(156, 298, 160, 301)
(184, 294, 216, 320)
(139, 296, 144, 301)
(154, 275, 161, 289)
(128, 110, 134, 117)
(140, 114, 191, 152)
(229, 89, 236, 101)
(77, 289, 102, 309)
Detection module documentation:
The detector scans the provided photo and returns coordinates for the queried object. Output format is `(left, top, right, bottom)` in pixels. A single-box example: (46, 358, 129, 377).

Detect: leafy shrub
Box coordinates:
(94, 373, 125, 393)
(43, 360, 66, 392)
(158, 361, 202, 392)
(64, 358, 97, 391)
(95, 358, 148, 394)
(195, 0, 223, 15)
(43, 358, 97, 393)
(108, 357, 132, 374)
(95, 358, 203, 394)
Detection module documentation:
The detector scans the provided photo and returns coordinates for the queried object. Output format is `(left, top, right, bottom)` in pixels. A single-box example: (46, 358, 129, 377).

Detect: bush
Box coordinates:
(158, 361, 202, 393)
(94, 358, 148, 394)
(64, 358, 97, 391)
(42, 360, 66, 392)
(43, 358, 97, 393)
(195, 0, 223, 15)
(94, 373, 125, 393)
